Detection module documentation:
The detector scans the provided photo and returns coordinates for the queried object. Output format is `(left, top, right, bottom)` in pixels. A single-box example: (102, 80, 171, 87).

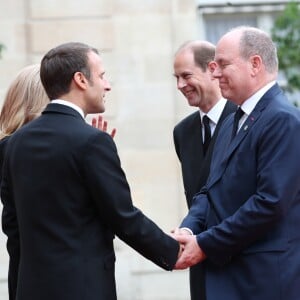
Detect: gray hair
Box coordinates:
(231, 26, 278, 74)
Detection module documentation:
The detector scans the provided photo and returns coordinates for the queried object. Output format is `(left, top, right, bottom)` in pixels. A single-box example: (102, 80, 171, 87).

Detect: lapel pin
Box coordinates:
(244, 125, 248, 131)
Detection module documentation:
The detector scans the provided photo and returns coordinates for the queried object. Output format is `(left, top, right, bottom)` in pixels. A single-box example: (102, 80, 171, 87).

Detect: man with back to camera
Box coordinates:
(174, 26, 300, 300)
(0, 42, 181, 300)
(172, 40, 236, 300)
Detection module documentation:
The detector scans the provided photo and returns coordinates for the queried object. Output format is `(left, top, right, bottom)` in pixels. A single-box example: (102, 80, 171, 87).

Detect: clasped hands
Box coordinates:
(90, 117, 205, 269)
(171, 228, 206, 270)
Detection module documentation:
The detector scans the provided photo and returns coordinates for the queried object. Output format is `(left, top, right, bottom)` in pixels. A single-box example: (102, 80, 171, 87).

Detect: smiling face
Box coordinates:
(173, 49, 217, 111)
(213, 31, 255, 105)
(84, 51, 111, 114)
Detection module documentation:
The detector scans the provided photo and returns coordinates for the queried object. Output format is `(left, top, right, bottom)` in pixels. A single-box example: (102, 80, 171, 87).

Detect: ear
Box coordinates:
(207, 61, 217, 73)
(73, 72, 88, 90)
(250, 55, 262, 76)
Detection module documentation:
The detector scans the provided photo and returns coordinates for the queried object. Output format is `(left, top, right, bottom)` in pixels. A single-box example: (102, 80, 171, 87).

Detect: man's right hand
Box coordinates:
(173, 234, 207, 270)
(91, 115, 116, 138)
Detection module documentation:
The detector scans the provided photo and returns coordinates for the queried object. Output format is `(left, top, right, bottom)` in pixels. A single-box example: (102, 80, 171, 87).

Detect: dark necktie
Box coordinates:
(202, 115, 211, 154)
(231, 107, 244, 140)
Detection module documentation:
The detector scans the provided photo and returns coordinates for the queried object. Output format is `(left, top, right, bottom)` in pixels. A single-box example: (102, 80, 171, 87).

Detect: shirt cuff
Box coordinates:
(180, 227, 193, 235)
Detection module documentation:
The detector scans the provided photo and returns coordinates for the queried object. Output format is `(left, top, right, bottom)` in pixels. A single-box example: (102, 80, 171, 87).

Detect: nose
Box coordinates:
(177, 77, 187, 90)
(105, 79, 111, 91)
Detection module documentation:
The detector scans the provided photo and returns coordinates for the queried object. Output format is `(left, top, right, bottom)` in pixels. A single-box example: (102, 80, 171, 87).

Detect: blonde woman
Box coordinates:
(0, 64, 49, 140)
(0, 64, 49, 300)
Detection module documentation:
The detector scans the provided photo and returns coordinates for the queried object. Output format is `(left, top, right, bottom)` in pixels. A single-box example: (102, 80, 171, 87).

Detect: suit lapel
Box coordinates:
(203, 101, 236, 167)
(180, 112, 207, 206)
(207, 84, 281, 188)
(196, 101, 236, 192)
(188, 112, 205, 173)
(212, 101, 236, 143)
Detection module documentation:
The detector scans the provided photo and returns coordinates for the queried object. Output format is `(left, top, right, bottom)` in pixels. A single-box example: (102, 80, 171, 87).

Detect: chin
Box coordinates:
(188, 99, 199, 107)
(220, 90, 230, 99)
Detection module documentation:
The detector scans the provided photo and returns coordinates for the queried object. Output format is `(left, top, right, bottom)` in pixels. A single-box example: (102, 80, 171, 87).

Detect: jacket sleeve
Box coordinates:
(197, 110, 300, 266)
(82, 131, 180, 271)
(180, 189, 210, 234)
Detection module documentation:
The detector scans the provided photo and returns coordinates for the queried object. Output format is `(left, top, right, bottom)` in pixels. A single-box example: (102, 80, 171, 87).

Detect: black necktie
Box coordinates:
(202, 115, 211, 154)
(231, 107, 244, 140)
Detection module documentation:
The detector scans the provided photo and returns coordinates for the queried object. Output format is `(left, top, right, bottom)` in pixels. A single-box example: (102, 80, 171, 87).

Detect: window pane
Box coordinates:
(204, 14, 257, 44)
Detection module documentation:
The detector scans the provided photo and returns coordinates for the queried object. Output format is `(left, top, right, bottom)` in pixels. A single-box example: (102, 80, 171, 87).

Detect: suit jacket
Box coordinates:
(0, 103, 179, 300)
(173, 100, 236, 300)
(173, 100, 236, 208)
(0, 137, 19, 300)
(182, 84, 300, 300)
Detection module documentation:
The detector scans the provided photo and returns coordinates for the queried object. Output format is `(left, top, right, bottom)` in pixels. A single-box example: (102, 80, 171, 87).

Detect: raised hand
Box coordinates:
(92, 115, 116, 138)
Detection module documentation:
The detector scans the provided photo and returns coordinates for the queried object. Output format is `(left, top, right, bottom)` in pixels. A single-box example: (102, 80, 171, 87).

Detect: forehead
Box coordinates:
(87, 51, 103, 70)
(175, 49, 194, 65)
(174, 49, 204, 74)
(215, 32, 240, 60)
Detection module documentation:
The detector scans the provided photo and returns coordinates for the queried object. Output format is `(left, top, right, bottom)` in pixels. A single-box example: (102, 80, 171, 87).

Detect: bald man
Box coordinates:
(173, 40, 236, 300)
(175, 26, 300, 300)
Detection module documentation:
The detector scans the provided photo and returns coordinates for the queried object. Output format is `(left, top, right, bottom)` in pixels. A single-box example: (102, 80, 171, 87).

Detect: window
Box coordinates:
(198, 1, 286, 43)
(197, 1, 296, 102)
(204, 14, 257, 44)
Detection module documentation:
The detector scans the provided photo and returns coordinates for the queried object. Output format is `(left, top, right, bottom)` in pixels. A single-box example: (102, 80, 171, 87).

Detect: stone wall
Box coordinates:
(0, 1, 199, 299)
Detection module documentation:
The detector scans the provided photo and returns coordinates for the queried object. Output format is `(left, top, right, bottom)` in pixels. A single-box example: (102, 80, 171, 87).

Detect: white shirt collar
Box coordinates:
(240, 81, 276, 116)
(51, 99, 85, 119)
(199, 98, 227, 125)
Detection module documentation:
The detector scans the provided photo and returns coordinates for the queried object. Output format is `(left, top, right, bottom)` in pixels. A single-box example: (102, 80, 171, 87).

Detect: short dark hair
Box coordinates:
(40, 42, 99, 100)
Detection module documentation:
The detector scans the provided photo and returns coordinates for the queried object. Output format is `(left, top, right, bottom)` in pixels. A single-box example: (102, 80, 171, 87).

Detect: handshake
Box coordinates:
(170, 228, 207, 270)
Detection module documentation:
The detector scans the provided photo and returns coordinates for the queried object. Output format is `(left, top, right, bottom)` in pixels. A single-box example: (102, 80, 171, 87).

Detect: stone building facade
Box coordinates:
(0, 1, 290, 299)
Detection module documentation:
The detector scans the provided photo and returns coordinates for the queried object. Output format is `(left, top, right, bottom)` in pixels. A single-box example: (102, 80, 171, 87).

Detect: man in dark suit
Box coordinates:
(173, 40, 236, 300)
(174, 26, 300, 300)
(0, 42, 180, 300)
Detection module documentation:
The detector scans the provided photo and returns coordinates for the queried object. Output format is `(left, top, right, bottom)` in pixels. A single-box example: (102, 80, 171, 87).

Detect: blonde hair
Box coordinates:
(0, 64, 49, 139)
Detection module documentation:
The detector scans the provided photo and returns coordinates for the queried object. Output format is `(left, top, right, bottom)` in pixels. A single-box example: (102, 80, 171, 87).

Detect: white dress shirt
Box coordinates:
(51, 99, 85, 119)
(237, 81, 276, 132)
(199, 97, 227, 141)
